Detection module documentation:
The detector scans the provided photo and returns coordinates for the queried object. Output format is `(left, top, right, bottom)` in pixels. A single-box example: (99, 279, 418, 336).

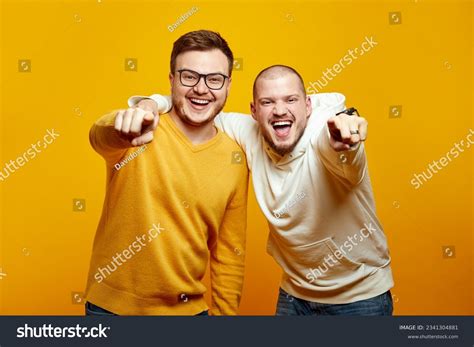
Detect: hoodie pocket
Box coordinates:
(291, 237, 366, 289)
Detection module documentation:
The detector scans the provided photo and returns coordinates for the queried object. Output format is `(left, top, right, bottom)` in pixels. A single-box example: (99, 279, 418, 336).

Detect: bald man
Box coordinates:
(129, 65, 394, 316)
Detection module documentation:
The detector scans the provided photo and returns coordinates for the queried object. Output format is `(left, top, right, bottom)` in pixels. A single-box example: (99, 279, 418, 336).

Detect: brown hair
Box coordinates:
(170, 30, 234, 76)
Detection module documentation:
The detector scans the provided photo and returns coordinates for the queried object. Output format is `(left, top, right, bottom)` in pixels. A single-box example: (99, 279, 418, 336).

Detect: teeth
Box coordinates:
(190, 98, 210, 105)
(273, 121, 292, 126)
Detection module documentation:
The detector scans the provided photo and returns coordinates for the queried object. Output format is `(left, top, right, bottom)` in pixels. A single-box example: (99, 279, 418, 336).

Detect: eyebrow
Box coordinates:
(258, 94, 301, 101)
(179, 67, 227, 75)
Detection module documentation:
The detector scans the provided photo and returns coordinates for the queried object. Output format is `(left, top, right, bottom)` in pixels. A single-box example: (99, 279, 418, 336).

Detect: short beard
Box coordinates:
(263, 127, 305, 156)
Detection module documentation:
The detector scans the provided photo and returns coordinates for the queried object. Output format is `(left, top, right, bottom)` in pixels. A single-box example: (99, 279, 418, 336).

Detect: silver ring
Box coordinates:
(350, 130, 359, 135)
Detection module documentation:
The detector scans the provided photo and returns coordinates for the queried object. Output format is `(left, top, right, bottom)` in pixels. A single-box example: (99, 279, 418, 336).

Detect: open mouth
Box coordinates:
(188, 97, 212, 109)
(271, 120, 293, 138)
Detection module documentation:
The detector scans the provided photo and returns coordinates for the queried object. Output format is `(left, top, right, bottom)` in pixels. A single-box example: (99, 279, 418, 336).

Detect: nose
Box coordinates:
(273, 102, 288, 117)
(193, 76, 210, 95)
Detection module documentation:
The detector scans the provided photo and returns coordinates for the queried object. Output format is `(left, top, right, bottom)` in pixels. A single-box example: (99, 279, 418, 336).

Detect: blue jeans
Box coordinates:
(276, 288, 393, 316)
(85, 302, 116, 316)
(85, 302, 209, 316)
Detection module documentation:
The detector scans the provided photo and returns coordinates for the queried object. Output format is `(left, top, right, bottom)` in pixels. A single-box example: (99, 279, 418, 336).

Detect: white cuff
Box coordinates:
(127, 94, 172, 114)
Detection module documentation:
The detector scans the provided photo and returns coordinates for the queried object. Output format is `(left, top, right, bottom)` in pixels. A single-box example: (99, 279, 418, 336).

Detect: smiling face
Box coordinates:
(251, 72, 312, 156)
(169, 49, 231, 127)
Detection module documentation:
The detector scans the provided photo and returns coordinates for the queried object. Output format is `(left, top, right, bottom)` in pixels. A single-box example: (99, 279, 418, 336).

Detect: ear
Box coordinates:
(226, 77, 232, 94)
(169, 72, 174, 93)
(250, 101, 257, 121)
(305, 95, 312, 118)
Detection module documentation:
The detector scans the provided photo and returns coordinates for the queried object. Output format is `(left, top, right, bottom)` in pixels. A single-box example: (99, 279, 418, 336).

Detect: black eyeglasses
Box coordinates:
(176, 69, 229, 90)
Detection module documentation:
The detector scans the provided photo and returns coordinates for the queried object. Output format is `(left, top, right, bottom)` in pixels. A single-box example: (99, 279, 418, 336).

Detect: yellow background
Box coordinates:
(0, 0, 472, 315)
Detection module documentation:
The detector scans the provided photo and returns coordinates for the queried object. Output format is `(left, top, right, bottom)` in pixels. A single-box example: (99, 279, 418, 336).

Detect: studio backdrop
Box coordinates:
(0, 0, 472, 315)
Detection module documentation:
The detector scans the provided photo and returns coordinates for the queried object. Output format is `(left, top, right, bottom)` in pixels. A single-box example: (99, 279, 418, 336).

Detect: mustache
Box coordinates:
(268, 115, 295, 123)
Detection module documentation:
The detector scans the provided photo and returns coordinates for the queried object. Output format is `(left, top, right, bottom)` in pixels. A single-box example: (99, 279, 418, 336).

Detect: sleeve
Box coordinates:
(128, 94, 172, 113)
(89, 111, 133, 166)
(306, 92, 347, 139)
(209, 170, 249, 315)
(315, 124, 367, 186)
(213, 112, 258, 153)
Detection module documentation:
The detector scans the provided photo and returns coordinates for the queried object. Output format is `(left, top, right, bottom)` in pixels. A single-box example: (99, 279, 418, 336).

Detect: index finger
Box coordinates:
(129, 108, 148, 136)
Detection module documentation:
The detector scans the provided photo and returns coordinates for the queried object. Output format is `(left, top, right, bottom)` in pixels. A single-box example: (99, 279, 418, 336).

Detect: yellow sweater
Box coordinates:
(84, 112, 249, 315)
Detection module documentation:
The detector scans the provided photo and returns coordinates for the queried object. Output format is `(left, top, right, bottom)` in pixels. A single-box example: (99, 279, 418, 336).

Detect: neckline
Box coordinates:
(162, 114, 223, 152)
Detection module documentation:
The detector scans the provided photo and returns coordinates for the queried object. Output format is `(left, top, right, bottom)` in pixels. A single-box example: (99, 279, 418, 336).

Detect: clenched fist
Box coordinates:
(114, 103, 159, 146)
(327, 109, 368, 151)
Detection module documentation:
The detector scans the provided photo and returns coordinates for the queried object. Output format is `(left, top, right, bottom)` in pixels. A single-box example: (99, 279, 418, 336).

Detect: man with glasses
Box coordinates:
(83, 30, 249, 316)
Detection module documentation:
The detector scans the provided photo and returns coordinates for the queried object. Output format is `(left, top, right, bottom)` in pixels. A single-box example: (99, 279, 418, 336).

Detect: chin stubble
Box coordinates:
(264, 125, 305, 156)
